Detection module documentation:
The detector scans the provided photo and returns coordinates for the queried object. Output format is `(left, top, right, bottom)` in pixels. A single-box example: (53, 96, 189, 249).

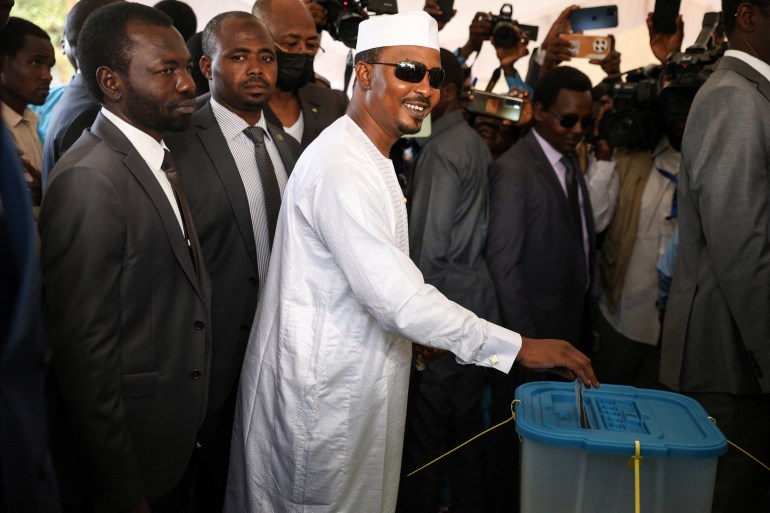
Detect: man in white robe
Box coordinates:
(225, 11, 599, 513)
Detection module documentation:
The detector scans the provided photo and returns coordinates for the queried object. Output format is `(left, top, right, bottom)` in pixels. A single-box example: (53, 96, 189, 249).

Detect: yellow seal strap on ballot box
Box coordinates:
(409, 402, 770, 513)
(626, 440, 643, 513)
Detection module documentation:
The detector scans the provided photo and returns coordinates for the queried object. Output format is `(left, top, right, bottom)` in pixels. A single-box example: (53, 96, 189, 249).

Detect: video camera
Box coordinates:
(489, 4, 539, 48)
(316, 0, 398, 49)
(599, 12, 725, 150)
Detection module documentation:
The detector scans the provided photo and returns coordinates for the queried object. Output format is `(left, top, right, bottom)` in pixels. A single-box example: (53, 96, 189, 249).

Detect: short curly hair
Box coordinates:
(0, 17, 50, 58)
(77, 2, 173, 102)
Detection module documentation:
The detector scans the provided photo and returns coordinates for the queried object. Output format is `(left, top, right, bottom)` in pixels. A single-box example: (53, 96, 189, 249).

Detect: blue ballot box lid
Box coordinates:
(514, 382, 727, 458)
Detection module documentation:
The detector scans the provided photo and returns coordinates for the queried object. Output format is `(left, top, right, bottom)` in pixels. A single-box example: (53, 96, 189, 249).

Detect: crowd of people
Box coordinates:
(0, 0, 768, 512)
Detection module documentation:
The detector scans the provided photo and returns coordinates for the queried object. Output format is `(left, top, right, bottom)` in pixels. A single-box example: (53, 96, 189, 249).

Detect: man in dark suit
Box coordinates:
(661, 1, 770, 510)
(39, 4, 210, 512)
(41, 0, 122, 189)
(487, 65, 609, 350)
(164, 11, 299, 512)
(252, 0, 348, 151)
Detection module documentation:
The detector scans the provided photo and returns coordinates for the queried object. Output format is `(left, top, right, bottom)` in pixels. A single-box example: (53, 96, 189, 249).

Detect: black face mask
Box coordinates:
(276, 51, 315, 91)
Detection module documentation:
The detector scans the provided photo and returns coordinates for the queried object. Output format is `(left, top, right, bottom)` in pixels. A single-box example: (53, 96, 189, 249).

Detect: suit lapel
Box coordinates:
(524, 132, 584, 241)
(195, 103, 260, 271)
(91, 114, 204, 299)
(265, 121, 299, 175)
(298, 88, 321, 148)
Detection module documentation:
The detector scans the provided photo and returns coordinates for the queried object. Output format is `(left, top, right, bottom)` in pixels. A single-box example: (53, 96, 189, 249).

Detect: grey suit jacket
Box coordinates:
(165, 100, 300, 414)
(264, 82, 348, 151)
(661, 56, 770, 395)
(486, 130, 597, 347)
(408, 110, 499, 322)
(40, 113, 212, 512)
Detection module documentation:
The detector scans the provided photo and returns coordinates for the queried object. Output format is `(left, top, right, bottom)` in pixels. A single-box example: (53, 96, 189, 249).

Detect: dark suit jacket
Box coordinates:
(264, 82, 348, 151)
(41, 73, 98, 188)
(661, 56, 770, 395)
(486, 130, 596, 347)
(39, 113, 212, 512)
(0, 124, 60, 513)
(165, 100, 300, 414)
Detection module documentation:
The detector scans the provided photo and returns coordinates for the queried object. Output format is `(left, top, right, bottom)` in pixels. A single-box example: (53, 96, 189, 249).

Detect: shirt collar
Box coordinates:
(532, 127, 565, 168)
(100, 107, 167, 171)
(724, 49, 770, 83)
(652, 136, 680, 175)
(1, 101, 39, 128)
(210, 96, 272, 143)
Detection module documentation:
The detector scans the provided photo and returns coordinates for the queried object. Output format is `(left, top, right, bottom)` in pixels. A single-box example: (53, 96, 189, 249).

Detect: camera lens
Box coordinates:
(492, 21, 518, 48)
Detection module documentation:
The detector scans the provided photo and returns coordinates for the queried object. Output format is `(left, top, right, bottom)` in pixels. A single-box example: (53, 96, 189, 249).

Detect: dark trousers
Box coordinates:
(62, 390, 237, 513)
(689, 393, 770, 513)
(593, 311, 667, 389)
(396, 353, 487, 513)
(189, 388, 238, 513)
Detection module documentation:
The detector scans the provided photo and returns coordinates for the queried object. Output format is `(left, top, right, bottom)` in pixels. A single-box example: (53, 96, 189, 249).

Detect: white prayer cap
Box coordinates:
(354, 11, 439, 54)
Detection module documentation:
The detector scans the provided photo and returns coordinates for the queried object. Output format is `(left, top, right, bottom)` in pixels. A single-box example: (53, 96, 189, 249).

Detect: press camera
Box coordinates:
(599, 12, 725, 150)
(316, 0, 398, 49)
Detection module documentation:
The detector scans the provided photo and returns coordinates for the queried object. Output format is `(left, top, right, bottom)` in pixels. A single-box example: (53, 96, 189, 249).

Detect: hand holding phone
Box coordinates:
(652, 0, 681, 34)
(646, 11, 684, 64)
(466, 90, 524, 123)
(559, 34, 611, 60)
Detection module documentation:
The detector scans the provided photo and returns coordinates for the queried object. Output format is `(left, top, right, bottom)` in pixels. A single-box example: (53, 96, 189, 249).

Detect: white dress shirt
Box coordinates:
(210, 98, 288, 288)
(725, 49, 770, 82)
(100, 108, 185, 234)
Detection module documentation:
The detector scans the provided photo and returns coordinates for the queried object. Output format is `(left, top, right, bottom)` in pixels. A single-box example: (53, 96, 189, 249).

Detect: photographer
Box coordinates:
(454, 8, 533, 93)
(592, 14, 688, 389)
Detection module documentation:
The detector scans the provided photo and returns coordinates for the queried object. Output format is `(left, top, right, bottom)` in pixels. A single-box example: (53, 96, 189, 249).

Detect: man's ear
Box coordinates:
(533, 100, 544, 123)
(96, 66, 123, 103)
(442, 82, 457, 103)
(200, 55, 212, 80)
(736, 3, 756, 32)
(355, 61, 374, 91)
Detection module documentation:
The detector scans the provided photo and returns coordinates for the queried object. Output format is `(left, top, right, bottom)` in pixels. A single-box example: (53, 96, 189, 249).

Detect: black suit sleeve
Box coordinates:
(486, 160, 536, 335)
(40, 167, 145, 512)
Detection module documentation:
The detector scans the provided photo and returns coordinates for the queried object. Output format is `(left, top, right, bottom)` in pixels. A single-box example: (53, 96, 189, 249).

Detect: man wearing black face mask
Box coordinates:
(253, 0, 348, 151)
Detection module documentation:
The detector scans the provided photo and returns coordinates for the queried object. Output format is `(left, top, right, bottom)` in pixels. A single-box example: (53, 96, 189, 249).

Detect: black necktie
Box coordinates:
(161, 149, 200, 274)
(243, 126, 280, 249)
(561, 153, 583, 237)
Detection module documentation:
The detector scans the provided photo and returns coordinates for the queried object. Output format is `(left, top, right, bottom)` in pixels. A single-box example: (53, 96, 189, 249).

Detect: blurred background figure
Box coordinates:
(154, 0, 197, 42)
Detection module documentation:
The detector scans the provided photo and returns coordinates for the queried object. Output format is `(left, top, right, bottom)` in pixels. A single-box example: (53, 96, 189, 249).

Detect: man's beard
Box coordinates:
(397, 120, 421, 135)
(124, 81, 194, 133)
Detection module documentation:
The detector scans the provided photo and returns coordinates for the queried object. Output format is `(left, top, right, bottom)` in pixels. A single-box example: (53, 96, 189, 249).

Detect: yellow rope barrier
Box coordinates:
(707, 416, 770, 472)
(407, 399, 521, 477)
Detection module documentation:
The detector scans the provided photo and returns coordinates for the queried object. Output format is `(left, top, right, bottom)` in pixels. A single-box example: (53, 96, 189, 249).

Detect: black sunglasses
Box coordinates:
(546, 110, 594, 130)
(368, 61, 445, 89)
